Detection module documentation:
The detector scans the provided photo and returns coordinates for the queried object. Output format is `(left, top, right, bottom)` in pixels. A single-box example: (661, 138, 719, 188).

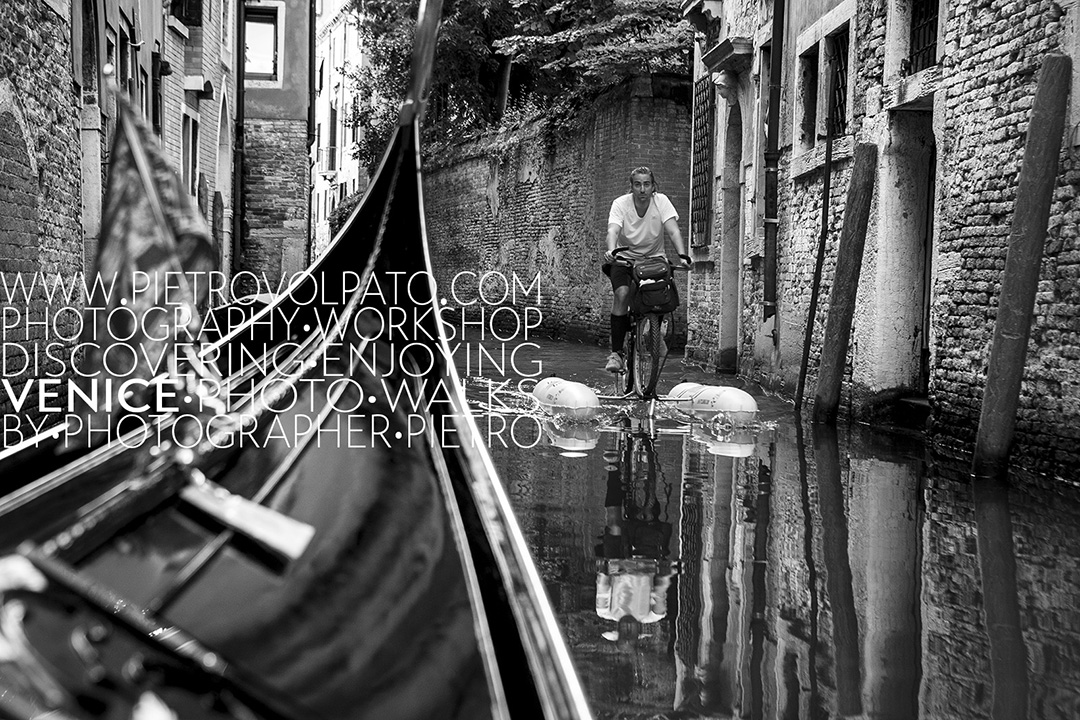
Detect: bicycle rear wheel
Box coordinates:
(633, 314, 665, 398)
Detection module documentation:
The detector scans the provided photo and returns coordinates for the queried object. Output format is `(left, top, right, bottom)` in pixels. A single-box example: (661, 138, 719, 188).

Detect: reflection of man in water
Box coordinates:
(595, 434, 675, 645)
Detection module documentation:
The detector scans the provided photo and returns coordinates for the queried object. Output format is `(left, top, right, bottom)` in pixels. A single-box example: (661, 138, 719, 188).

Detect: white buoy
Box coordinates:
(532, 377, 600, 420)
(542, 420, 599, 454)
(670, 383, 758, 424)
(669, 382, 704, 399)
(692, 426, 756, 457)
(714, 387, 758, 425)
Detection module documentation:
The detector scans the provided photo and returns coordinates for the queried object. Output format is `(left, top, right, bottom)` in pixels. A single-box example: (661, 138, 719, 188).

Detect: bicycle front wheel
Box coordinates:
(633, 314, 666, 398)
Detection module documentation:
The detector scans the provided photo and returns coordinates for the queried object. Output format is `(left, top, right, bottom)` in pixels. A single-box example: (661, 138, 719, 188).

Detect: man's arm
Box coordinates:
(605, 222, 621, 263)
(664, 218, 690, 267)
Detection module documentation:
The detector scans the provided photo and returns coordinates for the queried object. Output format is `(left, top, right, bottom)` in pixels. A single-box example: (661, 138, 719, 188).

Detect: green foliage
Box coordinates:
(498, 0, 691, 136)
(346, 0, 691, 169)
(348, 0, 513, 171)
(327, 189, 363, 238)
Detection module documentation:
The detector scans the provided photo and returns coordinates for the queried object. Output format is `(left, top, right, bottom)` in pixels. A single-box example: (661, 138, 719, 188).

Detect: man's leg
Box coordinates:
(606, 270, 632, 373)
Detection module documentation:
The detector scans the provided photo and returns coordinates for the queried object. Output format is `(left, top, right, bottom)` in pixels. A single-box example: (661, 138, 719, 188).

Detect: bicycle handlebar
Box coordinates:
(609, 247, 691, 270)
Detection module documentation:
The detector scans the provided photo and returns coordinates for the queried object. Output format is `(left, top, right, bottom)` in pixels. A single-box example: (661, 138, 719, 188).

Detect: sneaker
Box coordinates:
(605, 351, 625, 373)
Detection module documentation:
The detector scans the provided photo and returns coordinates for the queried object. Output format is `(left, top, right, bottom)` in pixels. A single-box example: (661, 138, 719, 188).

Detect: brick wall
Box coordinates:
(239, 118, 310, 294)
(423, 76, 691, 346)
(0, 2, 82, 419)
(927, 0, 1080, 471)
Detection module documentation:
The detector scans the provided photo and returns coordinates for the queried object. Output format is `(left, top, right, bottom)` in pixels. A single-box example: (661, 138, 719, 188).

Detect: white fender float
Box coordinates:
(542, 420, 600, 454)
(691, 426, 757, 457)
(670, 382, 758, 425)
(532, 377, 600, 420)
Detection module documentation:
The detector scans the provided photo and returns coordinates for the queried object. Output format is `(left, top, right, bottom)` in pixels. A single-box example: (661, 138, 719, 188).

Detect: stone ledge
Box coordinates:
(791, 134, 854, 179)
(167, 15, 190, 39)
(702, 37, 753, 75)
(884, 64, 941, 111)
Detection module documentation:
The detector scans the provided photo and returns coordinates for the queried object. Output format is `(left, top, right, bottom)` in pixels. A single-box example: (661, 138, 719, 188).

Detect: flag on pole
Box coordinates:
(68, 95, 217, 447)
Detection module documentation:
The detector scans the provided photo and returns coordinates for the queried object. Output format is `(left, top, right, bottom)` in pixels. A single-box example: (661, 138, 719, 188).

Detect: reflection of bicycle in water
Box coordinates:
(595, 421, 676, 647)
(611, 248, 688, 399)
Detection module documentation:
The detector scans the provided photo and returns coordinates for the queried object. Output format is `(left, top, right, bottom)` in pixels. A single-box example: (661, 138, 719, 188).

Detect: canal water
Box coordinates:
(456, 336, 1080, 720)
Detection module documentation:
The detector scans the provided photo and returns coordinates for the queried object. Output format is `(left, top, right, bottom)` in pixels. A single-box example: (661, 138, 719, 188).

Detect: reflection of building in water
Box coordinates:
(673, 427, 745, 716)
(674, 423, 925, 718)
(921, 462, 1080, 718)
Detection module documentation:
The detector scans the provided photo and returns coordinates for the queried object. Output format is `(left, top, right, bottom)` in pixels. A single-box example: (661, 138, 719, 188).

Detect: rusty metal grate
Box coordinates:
(829, 29, 849, 135)
(691, 76, 714, 246)
(906, 0, 938, 74)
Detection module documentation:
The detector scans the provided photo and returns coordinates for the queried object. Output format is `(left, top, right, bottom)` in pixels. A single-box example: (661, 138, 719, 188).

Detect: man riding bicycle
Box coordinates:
(603, 167, 690, 373)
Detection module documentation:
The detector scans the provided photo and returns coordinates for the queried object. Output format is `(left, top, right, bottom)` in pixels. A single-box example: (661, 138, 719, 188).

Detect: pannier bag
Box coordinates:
(630, 257, 679, 314)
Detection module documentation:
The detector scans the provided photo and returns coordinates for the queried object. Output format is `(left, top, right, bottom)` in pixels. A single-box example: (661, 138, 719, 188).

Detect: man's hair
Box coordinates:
(629, 166, 656, 188)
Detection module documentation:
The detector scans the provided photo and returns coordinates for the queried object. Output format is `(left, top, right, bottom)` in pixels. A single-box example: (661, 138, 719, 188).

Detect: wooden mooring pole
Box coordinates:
(794, 55, 836, 411)
(973, 54, 1070, 479)
(813, 143, 878, 423)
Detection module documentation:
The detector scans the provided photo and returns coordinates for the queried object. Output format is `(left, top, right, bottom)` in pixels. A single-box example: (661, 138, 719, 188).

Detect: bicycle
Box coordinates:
(610, 249, 689, 399)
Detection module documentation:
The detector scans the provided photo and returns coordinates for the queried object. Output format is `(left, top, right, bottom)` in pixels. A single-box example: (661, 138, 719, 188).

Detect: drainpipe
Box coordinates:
(762, 0, 786, 344)
(307, 0, 316, 265)
(232, 1, 246, 282)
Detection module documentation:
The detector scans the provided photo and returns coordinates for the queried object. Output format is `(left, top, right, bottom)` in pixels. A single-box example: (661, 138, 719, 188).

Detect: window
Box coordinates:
(245, 6, 279, 81)
(118, 28, 130, 93)
(906, 0, 938, 74)
(327, 102, 338, 169)
(221, 0, 232, 56)
(151, 51, 164, 134)
(827, 27, 849, 136)
(690, 76, 714, 247)
(171, 0, 203, 27)
(350, 97, 359, 143)
(799, 45, 819, 149)
(140, 68, 149, 118)
(182, 113, 200, 196)
(793, 1, 856, 157)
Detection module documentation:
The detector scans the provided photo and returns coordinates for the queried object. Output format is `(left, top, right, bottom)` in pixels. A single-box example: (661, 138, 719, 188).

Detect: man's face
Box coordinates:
(631, 174, 654, 203)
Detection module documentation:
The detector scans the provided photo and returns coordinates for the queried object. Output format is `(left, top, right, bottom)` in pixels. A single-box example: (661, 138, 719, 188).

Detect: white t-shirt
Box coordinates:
(608, 192, 679, 260)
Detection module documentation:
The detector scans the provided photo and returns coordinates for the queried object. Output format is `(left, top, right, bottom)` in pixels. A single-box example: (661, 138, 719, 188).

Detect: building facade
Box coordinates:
(683, 0, 1080, 471)
(238, 0, 312, 292)
(310, 0, 368, 258)
(0, 0, 237, 419)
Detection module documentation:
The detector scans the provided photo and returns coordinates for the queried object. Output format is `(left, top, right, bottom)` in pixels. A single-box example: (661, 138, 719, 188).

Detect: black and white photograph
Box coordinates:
(0, 0, 1078, 717)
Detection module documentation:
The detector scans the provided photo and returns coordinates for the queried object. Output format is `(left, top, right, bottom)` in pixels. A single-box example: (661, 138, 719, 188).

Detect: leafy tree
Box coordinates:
(348, 0, 514, 171)
(346, 0, 691, 170)
(497, 0, 692, 135)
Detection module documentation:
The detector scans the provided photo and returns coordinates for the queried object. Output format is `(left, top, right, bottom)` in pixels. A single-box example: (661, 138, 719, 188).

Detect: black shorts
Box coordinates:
(603, 263, 634, 290)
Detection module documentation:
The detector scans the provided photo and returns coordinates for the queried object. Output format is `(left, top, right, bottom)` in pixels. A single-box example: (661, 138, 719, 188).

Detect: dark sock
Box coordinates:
(610, 314, 630, 352)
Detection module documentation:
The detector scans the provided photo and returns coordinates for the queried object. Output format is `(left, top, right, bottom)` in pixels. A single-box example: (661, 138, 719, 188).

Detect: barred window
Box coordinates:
(828, 27, 849, 136)
(798, 45, 819, 149)
(690, 76, 715, 247)
(906, 0, 938, 74)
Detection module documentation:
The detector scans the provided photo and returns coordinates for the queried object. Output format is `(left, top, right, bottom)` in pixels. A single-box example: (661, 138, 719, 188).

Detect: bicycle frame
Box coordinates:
(609, 250, 685, 400)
